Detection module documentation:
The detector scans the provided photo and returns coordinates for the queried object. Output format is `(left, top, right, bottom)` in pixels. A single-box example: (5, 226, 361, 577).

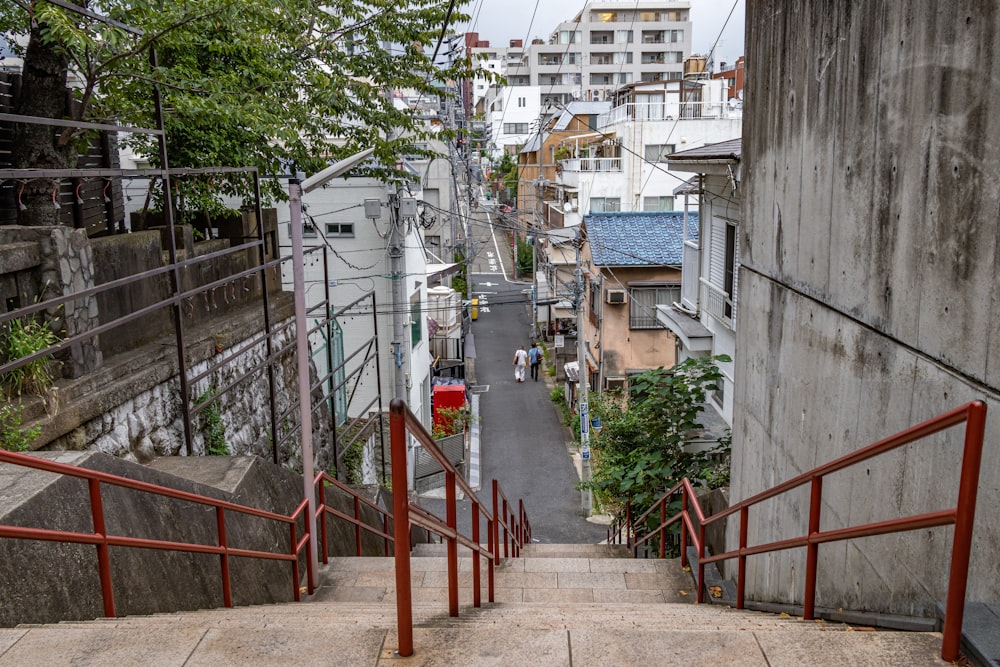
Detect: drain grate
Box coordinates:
(469, 385, 490, 394)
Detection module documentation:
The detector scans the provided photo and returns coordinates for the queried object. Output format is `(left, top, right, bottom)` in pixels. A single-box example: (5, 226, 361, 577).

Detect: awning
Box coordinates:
(427, 263, 460, 281)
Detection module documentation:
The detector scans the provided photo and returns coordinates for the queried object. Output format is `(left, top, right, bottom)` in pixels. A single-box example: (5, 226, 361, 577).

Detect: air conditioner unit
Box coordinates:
(605, 377, 627, 393)
(606, 289, 628, 305)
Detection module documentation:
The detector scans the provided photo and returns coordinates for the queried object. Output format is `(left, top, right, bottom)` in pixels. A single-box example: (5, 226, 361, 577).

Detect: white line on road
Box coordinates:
(486, 209, 509, 282)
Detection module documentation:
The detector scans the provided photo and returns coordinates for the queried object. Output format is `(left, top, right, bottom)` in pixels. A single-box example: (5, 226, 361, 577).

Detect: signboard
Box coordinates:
(579, 401, 589, 436)
(554, 334, 565, 349)
(582, 444, 591, 460)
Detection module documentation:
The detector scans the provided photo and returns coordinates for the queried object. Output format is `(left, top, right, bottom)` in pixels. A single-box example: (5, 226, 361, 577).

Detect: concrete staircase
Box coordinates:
(0, 544, 951, 666)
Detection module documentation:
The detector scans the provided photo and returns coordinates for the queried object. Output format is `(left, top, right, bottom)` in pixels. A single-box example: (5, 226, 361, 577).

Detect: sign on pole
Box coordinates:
(554, 334, 565, 348)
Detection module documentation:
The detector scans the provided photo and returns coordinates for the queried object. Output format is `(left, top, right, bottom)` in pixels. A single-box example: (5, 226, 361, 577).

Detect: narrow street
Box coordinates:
(421, 201, 607, 545)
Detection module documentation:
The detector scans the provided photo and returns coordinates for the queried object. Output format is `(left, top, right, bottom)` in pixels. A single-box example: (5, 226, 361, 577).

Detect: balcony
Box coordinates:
(597, 101, 743, 128)
(558, 157, 622, 172)
(700, 278, 733, 328)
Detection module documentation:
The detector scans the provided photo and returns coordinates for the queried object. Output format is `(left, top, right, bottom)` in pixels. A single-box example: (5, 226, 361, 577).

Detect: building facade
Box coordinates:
(504, 0, 693, 109)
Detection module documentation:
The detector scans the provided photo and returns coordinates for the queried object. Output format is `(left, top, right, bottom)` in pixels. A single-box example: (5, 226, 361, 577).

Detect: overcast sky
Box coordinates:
(462, 0, 745, 64)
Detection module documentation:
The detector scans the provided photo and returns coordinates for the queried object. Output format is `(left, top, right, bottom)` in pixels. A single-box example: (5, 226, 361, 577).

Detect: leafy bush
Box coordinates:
(516, 239, 533, 276)
(1, 317, 60, 397)
(579, 355, 731, 519)
(0, 403, 41, 452)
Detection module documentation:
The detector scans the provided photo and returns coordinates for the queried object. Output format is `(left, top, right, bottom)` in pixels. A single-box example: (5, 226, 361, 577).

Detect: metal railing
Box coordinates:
(608, 401, 987, 662)
(700, 278, 733, 327)
(597, 101, 743, 129)
(0, 448, 314, 617)
(558, 157, 622, 172)
(390, 398, 530, 657)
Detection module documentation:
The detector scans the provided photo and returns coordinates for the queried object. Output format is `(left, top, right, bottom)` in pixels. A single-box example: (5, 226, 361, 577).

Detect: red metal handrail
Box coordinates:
(614, 401, 987, 662)
(0, 449, 314, 617)
(314, 472, 394, 560)
(389, 398, 531, 657)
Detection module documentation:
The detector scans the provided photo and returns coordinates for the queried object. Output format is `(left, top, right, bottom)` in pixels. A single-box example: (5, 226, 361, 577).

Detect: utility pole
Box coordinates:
(575, 234, 592, 516)
(389, 187, 408, 401)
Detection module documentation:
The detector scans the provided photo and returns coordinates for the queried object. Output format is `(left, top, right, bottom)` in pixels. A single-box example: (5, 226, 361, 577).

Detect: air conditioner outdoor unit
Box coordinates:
(605, 377, 627, 393)
(606, 289, 628, 305)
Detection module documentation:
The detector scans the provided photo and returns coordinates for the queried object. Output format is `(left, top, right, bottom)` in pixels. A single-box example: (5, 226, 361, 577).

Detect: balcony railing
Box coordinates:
(597, 101, 743, 128)
(558, 157, 622, 172)
(700, 278, 733, 327)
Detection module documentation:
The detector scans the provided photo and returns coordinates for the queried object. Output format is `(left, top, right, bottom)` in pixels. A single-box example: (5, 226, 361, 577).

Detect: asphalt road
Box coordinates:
(420, 204, 607, 545)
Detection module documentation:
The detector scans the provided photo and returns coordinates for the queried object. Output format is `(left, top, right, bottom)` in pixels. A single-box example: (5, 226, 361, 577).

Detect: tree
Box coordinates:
(1, 0, 478, 224)
(581, 355, 732, 517)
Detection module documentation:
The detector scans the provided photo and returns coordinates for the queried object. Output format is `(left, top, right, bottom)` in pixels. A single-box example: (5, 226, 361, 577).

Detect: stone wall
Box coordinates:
(0, 225, 102, 377)
(45, 309, 335, 472)
(735, 0, 1000, 617)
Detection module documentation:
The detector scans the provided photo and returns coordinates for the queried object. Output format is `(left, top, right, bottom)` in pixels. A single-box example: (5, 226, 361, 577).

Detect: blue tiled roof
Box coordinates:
(584, 211, 698, 267)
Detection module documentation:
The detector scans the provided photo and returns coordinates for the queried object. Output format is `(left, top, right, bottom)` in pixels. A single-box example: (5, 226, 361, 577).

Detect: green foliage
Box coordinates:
(451, 251, 469, 298)
(0, 403, 41, 452)
(516, 239, 533, 276)
(493, 153, 519, 203)
(549, 386, 574, 429)
(0, 317, 60, 397)
(580, 355, 731, 516)
(340, 442, 364, 485)
(196, 386, 229, 456)
(2, 0, 488, 218)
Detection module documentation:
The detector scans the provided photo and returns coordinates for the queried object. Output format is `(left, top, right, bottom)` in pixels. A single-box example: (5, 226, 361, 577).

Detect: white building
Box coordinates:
(552, 78, 741, 216)
(483, 85, 542, 157)
(505, 0, 693, 108)
(656, 138, 741, 426)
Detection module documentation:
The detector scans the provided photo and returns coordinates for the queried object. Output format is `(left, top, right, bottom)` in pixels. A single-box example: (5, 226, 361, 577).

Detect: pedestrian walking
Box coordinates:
(528, 342, 541, 381)
(512, 344, 528, 382)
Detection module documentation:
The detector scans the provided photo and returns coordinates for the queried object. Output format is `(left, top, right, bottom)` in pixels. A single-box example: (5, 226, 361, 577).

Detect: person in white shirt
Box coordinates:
(512, 345, 528, 383)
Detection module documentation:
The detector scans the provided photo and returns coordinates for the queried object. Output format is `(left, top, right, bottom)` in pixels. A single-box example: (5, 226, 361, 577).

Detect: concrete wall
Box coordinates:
(733, 0, 1000, 617)
(0, 453, 393, 626)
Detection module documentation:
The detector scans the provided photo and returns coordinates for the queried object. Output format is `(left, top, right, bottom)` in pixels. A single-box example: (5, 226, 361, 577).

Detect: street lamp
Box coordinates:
(288, 147, 375, 582)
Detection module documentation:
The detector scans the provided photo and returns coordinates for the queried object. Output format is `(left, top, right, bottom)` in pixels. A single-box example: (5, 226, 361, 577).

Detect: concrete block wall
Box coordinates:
(733, 0, 1000, 617)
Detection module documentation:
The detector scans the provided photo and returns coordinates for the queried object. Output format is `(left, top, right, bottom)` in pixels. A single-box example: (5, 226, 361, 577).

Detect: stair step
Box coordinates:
(521, 543, 631, 558)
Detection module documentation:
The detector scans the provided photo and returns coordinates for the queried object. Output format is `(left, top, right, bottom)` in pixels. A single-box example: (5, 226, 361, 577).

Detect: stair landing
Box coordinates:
(0, 544, 951, 666)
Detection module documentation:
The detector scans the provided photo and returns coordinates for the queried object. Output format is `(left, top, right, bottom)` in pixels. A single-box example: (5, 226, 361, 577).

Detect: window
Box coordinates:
(630, 284, 680, 328)
(644, 144, 675, 162)
(588, 279, 600, 322)
(593, 11, 617, 22)
(639, 11, 661, 21)
(301, 221, 317, 237)
(713, 375, 725, 408)
(325, 222, 354, 237)
(517, 97, 526, 107)
(667, 29, 684, 42)
(616, 30, 633, 44)
(641, 72, 663, 83)
(503, 122, 529, 134)
(589, 197, 620, 213)
(410, 296, 422, 346)
(723, 223, 736, 319)
(643, 195, 675, 211)
(618, 72, 633, 85)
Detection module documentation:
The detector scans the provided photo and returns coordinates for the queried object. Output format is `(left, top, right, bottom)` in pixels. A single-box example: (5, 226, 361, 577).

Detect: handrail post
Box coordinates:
(354, 496, 362, 557)
(942, 401, 988, 662)
(289, 522, 301, 602)
(519, 499, 526, 551)
(88, 479, 116, 618)
(736, 506, 748, 609)
(318, 480, 329, 564)
(305, 502, 315, 595)
(697, 522, 706, 604)
(502, 498, 509, 558)
(472, 500, 482, 608)
(677, 490, 685, 565)
(446, 470, 459, 617)
(660, 496, 667, 559)
(492, 481, 501, 564)
(383, 514, 390, 558)
(803, 476, 823, 620)
(389, 400, 413, 657)
(487, 515, 496, 603)
(216, 506, 233, 608)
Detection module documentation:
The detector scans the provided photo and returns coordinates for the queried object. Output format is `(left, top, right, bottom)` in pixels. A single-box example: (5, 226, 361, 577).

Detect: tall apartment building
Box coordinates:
(504, 0, 693, 108)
